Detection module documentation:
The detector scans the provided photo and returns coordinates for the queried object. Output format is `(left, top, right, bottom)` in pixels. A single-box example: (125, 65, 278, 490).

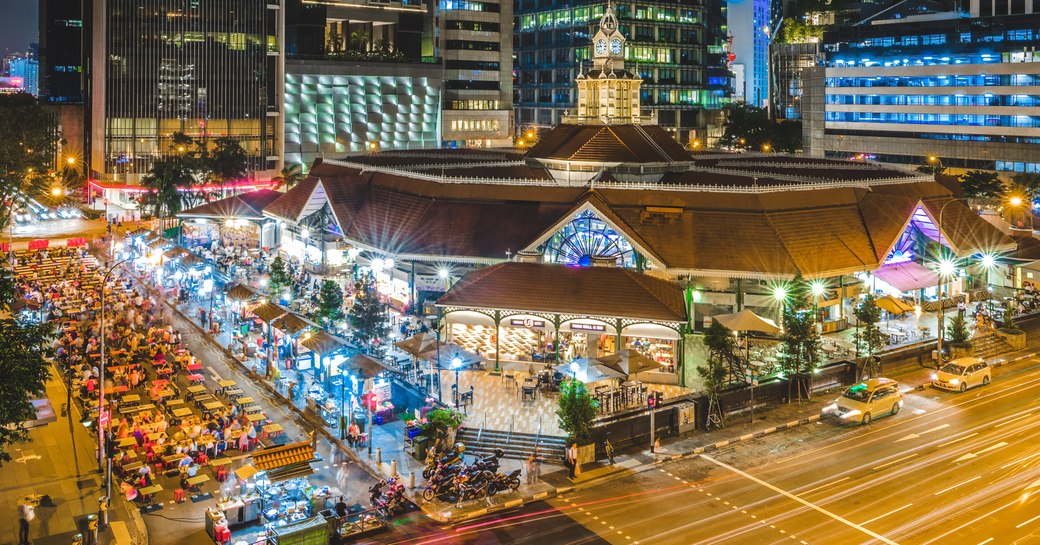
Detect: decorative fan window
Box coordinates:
(884, 227, 918, 265)
(542, 210, 636, 267)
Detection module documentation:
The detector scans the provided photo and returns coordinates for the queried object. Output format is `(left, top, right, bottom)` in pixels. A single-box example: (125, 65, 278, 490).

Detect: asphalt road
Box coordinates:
(522, 358, 1040, 545)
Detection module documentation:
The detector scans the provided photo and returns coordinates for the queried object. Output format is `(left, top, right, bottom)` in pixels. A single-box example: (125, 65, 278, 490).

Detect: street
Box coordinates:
(535, 358, 1040, 545)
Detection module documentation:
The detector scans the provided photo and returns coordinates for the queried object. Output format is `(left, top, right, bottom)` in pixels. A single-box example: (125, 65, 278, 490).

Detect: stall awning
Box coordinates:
(271, 313, 316, 336)
(250, 441, 316, 480)
(251, 301, 288, 323)
(873, 262, 939, 292)
(226, 283, 260, 303)
(300, 330, 351, 356)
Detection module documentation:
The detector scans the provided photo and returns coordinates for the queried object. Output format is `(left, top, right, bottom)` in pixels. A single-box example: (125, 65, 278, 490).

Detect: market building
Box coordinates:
(181, 8, 1014, 386)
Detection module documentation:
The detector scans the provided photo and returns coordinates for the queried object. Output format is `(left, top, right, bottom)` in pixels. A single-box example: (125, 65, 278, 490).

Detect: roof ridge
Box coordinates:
(758, 195, 802, 275)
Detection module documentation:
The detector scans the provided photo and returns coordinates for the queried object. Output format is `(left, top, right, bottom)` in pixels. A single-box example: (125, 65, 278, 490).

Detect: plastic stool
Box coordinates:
(173, 488, 185, 503)
(217, 467, 228, 482)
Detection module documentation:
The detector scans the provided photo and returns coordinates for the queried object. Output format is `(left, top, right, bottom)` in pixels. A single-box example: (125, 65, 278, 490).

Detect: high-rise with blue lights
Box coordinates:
(728, 0, 779, 109)
(804, 0, 1040, 174)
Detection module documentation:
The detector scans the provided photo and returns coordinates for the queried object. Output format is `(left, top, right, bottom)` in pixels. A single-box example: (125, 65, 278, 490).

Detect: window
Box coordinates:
(446, 60, 501, 70)
(445, 40, 500, 51)
(446, 20, 501, 32)
(445, 80, 500, 90)
(541, 210, 636, 268)
(440, 0, 499, 11)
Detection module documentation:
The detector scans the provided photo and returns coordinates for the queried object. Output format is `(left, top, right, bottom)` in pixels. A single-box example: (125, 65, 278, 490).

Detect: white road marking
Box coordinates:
(920, 497, 1026, 544)
(861, 503, 913, 525)
(873, 454, 918, 470)
(895, 424, 950, 442)
(801, 476, 851, 495)
(976, 538, 994, 545)
(955, 442, 1008, 462)
(934, 476, 982, 495)
(1001, 451, 1040, 470)
(1016, 513, 1040, 529)
(994, 413, 1033, 428)
(702, 455, 900, 545)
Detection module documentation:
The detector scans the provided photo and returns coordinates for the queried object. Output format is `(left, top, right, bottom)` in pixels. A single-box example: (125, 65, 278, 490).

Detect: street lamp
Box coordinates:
(761, 143, 772, 153)
(569, 361, 579, 380)
(97, 257, 131, 526)
(451, 357, 462, 407)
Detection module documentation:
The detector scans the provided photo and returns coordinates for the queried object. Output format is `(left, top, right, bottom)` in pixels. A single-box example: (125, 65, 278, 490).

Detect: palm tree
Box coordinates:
(272, 163, 305, 190)
(142, 156, 194, 230)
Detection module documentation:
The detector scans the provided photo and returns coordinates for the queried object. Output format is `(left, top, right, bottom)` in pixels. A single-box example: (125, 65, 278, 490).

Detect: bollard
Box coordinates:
(376, 447, 382, 465)
(391, 459, 397, 477)
(409, 471, 416, 489)
(71, 533, 84, 545)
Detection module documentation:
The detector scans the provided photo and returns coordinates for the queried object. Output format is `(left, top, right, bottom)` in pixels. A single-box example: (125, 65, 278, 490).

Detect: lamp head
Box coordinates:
(1010, 196, 1024, 207)
(438, 268, 448, 279)
(980, 254, 996, 268)
(938, 259, 956, 277)
(811, 282, 825, 297)
(451, 357, 462, 369)
(773, 286, 787, 301)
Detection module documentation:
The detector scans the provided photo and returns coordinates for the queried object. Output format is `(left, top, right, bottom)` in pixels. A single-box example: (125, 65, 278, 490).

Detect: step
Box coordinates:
(455, 428, 567, 461)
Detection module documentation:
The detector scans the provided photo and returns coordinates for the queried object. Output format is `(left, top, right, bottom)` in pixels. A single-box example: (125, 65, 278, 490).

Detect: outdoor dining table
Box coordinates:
(187, 385, 207, 395)
(187, 374, 205, 385)
(118, 437, 137, 448)
(171, 407, 192, 418)
(187, 475, 210, 491)
(235, 396, 254, 406)
(166, 398, 185, 408)
(244, 405, 262, 414)
(262, 423, 283, 438)
(245, 412, 265, 423)
(138, 484, 162, 503)
(217, 379, 237, 390)
(208, 457, 232, 467)
(104, 385, 129, 396)
(121, 394, 141, 405)
(185, 363, 203, 372)
(203, 401, 224, 411)
(147, 432, 162, 442)
(156, 388, 175, 398)
(224, 388, 244, 400)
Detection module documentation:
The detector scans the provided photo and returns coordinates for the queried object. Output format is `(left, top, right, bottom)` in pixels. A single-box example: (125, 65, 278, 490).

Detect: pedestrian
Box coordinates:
(605, 438, 615, 465)
(18, 495, 37, 545)
(566, 443, 578, 479)
(525, 452, 537, 485)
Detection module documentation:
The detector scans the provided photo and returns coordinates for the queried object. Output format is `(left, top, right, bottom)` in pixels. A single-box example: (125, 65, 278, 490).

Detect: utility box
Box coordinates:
(675, 402, 697, 434)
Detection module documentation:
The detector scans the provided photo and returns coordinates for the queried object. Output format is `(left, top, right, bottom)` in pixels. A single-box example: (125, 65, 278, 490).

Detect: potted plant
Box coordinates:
(557, 378, 598, 476)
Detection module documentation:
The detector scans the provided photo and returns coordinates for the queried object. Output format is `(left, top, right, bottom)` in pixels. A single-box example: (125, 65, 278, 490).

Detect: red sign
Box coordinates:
(28, 239, 50, 250)
(67, 238, 86, 247)
(99, 409, 110, 427)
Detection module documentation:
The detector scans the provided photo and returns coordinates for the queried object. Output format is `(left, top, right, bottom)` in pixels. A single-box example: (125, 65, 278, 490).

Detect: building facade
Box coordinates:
(769, 41, 820, 120)
(9, 49, 40, 97)
(436, 0, 514, 147)
(39, 0, 83, 104)
(88, 0, 283, 186)
(728, 0, 778, 109)
(803, 5, 1040, 174)
(514, 0, 729, 142)
(282, 0, 441, 167)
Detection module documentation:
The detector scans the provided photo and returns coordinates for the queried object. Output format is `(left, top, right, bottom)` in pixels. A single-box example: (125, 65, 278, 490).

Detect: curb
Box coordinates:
(660, 413, 826, 462)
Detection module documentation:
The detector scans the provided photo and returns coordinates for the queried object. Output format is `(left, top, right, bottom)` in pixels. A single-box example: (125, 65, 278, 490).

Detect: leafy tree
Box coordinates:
(326, 28, 343, 54)
(717, 103, 801, 152)
(916, 163, 947, 175)
(0, 267, 54, 465)
(268, 256, 292, 300)
(0, 94, 60, 231)
(348, 272, 390, 357)
(778, 275, 821, 401)
(350, 30, 370, 51)
(317, 279, 345, 327)
(1001, 305, 1023, 334)
(556, 378, 598, 445)
(777, 18, 824, 44)
(700, 320, 736, 392)
(945, 311, 971, 348)
(141, 155, 194, 229)
(273, 163, 305, 190)
(1002, 173, 1040, 230)
(205, 137, 249, 196)
(959, 170, 1002, 199)
(853, 294, 887, 379)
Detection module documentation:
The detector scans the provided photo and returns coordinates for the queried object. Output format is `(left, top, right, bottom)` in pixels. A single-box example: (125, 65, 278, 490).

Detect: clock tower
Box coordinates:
(573, 3, 647, 124)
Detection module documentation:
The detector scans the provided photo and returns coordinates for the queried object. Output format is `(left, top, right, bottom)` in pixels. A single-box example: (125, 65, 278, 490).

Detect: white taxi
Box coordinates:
(931, 357, 991, 392)
(825, 378, 902, 424)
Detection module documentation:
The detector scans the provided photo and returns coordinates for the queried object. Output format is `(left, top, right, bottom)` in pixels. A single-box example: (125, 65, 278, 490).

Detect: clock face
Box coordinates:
(595, 39, 607, 55)
(610, 38, 622, 54)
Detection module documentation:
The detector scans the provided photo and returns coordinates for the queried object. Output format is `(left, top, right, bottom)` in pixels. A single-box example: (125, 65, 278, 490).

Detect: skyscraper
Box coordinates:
(40, 0, 83, 104)
(514, 0, 729, 142)
(727, 0, 779, 109)
(88, 0, 283, 185)
(9, 50, 39, 97)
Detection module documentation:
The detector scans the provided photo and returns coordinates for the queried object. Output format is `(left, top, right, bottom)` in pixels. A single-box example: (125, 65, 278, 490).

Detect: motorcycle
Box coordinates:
(373, 477, 407, 518)
(448, 472, 490, 504)
(487, 469, 523, 496)
(422, 468, 458, 502)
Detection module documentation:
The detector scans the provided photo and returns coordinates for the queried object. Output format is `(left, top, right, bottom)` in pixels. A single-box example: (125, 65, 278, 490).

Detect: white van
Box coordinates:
(826, 378, 903, 424)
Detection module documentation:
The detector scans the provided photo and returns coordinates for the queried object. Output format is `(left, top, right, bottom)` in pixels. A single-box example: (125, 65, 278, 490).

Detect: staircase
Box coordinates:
(455, 427, 567, 463)
(971, 333, 1014, 361)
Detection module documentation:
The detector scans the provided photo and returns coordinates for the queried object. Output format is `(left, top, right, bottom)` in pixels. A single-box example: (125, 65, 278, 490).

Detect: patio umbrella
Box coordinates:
(344, 353, 390, 379)
(712, 309, 780, 335)
(395, 332, 439, 357)
(580, 360, 626, 383)
(300, 329, 350, 356)
(420, 342, 484, 367)
(875, 294, 915, 315)
(594, 349, 664, 379)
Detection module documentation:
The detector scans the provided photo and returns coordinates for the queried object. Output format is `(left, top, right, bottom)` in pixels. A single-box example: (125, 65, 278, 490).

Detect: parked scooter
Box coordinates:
(487, 469, 523, 495)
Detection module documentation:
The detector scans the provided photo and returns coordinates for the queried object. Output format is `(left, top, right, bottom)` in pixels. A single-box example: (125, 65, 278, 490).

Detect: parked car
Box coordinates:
(931, 357, 991, 392)
(825, 377, 903, 424)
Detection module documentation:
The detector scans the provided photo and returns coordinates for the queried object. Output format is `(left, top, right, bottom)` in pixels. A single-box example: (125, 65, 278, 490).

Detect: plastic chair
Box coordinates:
(173, 488, 185, 503)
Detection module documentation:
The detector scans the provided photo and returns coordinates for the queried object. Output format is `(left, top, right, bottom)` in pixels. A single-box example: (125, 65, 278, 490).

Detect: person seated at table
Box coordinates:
(132, 426, 144, 445)
(237, 431, 250, 452)
(121, 480, 138, 502)
(138, 463, 153, 486)
(179, 472, 190, 491)
(117, 450, 132, 468)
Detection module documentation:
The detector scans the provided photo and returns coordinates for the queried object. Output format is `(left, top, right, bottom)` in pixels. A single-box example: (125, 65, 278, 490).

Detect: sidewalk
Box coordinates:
(0, 367, 145, 545)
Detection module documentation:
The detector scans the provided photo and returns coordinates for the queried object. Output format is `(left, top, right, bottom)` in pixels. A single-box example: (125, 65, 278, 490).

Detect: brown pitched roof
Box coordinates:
(179, 190, 282, 220)
(527, 124, 691, 163)
(437, 262, 687, 322)
(263, 177, 320, 222)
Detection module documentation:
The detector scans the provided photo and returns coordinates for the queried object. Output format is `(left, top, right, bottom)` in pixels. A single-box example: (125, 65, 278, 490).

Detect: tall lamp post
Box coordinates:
(97, 257, 131, 526)
(934, 196, 1021, 368)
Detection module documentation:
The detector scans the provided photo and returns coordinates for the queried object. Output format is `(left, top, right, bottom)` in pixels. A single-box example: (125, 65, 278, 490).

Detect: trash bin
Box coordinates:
(413, 436, 429, 461)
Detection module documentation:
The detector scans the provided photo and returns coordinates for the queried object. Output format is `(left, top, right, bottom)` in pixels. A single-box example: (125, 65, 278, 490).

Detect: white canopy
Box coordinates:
(713, 308, 780, 334)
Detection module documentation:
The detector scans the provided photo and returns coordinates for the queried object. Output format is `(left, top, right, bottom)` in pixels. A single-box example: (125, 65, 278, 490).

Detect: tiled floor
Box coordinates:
(431, 368, 691, 437)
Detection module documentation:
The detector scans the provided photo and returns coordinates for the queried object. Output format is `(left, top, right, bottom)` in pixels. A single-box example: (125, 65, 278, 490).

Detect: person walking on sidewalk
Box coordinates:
(566, 443, 578, 479)
(605, 438, 615, 465)
(18, 495, 37, 545)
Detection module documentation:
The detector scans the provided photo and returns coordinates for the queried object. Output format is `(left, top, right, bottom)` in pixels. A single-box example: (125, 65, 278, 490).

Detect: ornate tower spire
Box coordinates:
(568, 2, 648, 125)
